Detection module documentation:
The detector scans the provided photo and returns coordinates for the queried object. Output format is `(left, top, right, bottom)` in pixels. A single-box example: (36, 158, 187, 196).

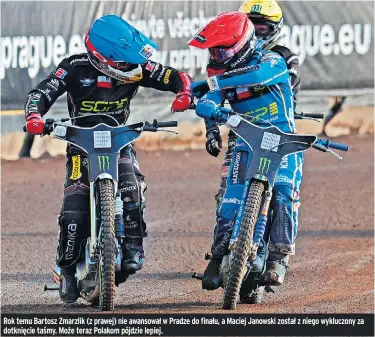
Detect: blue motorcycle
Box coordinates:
(193, 108, 349, 310)
(25, 114, 177, 311)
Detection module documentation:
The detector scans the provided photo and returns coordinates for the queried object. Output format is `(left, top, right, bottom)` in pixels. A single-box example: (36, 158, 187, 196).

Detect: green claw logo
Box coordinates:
(97, 156, 110, 171)
(259, 157, 271, 174)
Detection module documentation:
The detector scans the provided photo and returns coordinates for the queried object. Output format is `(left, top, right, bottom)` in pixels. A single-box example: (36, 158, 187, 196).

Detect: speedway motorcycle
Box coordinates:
(24, 114, 178, 311)
(192, 108, 349, 310)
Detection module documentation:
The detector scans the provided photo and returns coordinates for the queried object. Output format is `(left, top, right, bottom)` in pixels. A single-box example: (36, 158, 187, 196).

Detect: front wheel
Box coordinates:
(97, 179, 116, 311)
(222, 181, 264, 310)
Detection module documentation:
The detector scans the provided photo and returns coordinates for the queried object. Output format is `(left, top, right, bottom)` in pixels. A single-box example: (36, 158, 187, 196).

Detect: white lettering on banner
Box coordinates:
(0, 34, 86, 79)
(0, 9, 372, 80)
(278, 23, 372, 64)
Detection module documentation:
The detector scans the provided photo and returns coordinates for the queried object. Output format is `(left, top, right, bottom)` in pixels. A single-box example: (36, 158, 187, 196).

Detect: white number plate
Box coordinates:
(94, 131, 112, 148)
(261, 132, 281, 152)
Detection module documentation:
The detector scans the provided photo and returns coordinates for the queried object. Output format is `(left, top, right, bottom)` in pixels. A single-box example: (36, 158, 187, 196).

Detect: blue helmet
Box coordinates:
(85, 15, 158, 82)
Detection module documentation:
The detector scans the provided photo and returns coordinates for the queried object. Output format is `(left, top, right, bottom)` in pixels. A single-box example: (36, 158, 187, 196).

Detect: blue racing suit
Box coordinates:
(195, 49, 303, 259)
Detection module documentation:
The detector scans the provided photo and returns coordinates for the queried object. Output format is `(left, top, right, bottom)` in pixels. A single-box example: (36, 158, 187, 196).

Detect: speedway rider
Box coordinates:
(210, 0, 301, 203)
(24, 15, 192, 303)
(188, 11, 303, 290)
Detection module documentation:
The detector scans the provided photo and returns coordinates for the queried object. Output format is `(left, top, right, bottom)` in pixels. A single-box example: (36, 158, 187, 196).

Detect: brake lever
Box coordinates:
(327, 149, 343, 160)
(157, 129, 179, 134)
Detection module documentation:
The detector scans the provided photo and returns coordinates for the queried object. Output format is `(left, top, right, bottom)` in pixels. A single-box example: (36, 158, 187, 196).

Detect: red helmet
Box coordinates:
(188, 11, 256, 64)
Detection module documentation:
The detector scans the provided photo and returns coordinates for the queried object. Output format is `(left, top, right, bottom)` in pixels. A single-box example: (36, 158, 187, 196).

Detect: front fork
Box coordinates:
(251, 185, 273, 260)
(229, 178, 273, 261)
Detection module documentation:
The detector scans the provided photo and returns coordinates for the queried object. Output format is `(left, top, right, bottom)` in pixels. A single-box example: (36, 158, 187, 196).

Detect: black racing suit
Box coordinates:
(24, 53, 192, 271)
(215, 45, 301, 204)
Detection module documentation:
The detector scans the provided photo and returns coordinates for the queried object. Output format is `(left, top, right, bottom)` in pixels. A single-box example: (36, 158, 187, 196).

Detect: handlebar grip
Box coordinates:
(327, 141, 349, 152)
(157, 121, 178, 128)
(302, 113, 324, 119)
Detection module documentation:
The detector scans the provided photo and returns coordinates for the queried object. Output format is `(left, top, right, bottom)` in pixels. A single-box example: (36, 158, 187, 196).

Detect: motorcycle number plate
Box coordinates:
(261, 132, 281, 152)
(93, 131, 112, 148)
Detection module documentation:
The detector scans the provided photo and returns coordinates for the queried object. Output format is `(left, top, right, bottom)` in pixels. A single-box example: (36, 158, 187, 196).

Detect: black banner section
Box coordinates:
(1, 1, 374, 108)
(1, 313, 374, 336)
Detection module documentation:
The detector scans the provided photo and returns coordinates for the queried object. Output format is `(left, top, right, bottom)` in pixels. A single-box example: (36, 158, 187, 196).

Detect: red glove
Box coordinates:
(171, 91, 192, 113)
(26, 113, 44, 135)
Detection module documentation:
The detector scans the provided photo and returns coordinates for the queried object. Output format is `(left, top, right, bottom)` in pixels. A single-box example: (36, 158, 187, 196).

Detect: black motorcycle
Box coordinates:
(25, 114, 177, 311)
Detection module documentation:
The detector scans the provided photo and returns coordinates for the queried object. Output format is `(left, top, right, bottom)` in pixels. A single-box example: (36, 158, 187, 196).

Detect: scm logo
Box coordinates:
(81, 98, 128, 112)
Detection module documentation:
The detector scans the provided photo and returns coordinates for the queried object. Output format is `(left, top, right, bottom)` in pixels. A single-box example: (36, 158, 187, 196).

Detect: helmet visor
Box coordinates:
(208, 23, 253, 63)
(254, 23, 272, 39)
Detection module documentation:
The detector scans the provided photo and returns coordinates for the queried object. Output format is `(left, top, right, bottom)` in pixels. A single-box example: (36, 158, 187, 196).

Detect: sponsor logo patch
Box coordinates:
(55, 68, 67, 79)
(207, 76, 219, 91)
(47, 79, 59, 91)
(163, 69, 172, 84)
(145, 61, 155, 72)
(80, 78, 95, 87)
(97, 76, 112, 88)
(139, 44, 156, 59)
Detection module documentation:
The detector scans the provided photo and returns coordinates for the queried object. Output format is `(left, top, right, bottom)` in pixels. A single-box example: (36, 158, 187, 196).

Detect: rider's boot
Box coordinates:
(202, 258, 222, 290)
(261, 252, 289, 286)
(59, 266, 79, 303)
(122, 240, 144, 274)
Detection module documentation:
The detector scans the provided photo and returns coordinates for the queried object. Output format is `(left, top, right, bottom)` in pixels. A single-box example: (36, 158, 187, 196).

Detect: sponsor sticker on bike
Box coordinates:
(70, 155, 82, 180)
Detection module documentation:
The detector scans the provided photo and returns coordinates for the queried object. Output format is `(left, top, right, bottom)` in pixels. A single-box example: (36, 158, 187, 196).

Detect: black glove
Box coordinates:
(206, 127, 222, 157)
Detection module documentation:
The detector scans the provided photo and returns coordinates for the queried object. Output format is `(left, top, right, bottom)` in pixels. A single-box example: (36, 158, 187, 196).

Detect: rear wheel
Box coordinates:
(97, 179, 116, 311)
(222, 181, 264, 310)
(240, 286, 264, 304)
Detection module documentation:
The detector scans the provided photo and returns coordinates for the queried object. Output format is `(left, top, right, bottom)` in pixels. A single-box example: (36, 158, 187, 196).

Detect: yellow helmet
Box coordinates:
(239, 0, 283, 47)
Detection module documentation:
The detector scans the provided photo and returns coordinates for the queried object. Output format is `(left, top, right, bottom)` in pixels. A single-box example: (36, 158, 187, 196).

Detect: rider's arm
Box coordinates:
(287, 54, 301, 108)
(138, 61, 192, 94)
(24, 57, 72, 118)
(206, 52, 289, 91)
(271, 45, 301, 108)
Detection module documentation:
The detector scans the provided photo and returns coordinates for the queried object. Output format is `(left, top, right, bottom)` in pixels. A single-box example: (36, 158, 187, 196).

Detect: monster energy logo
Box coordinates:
(259, 157, 271, 174)
(251, 5, 262, 13)
(97, 156, 110, 171)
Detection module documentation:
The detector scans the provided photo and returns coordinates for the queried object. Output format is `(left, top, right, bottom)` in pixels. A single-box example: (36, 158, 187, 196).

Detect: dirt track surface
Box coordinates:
(1, 135, 374, 313)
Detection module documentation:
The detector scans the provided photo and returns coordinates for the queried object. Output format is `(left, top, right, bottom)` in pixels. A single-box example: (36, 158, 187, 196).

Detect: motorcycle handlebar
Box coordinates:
(23, 120, 54, 135)
(314, 139, 349, 152)
(301, 112, 324, 119)
(156, 121, 178, 128)
(23, 118, 178, 135)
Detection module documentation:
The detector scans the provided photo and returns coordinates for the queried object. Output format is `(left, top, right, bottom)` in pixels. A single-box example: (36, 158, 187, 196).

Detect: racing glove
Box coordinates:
(171, 91, 193, 113)
(25, 113, 44, 135)
(206, 127, 222, 157)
